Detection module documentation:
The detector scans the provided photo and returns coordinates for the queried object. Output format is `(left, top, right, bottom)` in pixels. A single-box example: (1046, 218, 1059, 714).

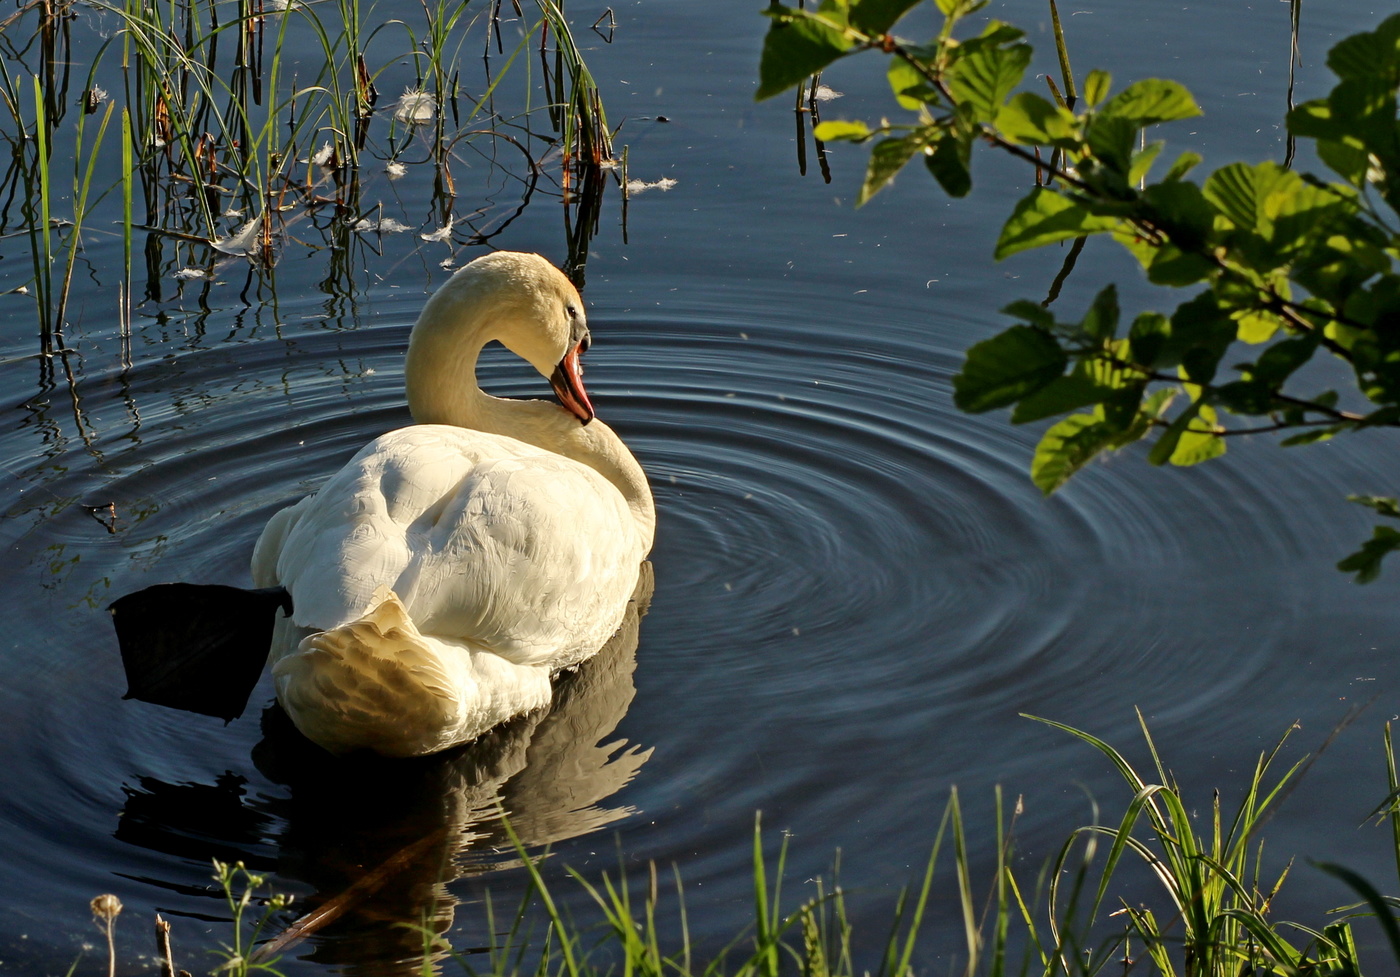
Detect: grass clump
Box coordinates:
(444, 718, 1400, 977)
(80, 718, 1400, 977)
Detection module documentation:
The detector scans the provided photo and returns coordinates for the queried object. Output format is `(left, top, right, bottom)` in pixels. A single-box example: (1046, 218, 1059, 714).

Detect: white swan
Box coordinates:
(249, 252, 655, 757)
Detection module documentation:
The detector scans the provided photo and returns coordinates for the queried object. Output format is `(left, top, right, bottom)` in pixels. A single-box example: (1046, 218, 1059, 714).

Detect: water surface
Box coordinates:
(2, 1, 1399, 973)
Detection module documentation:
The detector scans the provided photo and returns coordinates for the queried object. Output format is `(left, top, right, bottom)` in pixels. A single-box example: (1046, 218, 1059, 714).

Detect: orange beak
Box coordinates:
(549, 341, 595, 424)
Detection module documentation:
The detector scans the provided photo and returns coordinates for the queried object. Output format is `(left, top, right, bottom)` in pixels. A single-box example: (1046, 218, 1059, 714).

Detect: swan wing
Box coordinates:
(262, 424, 642, 669)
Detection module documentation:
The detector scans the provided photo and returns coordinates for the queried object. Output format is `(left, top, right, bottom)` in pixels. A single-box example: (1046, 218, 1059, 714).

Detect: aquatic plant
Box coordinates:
(755, 2, 1400, 581)
(0, 0, 621, 365)
(418, 720, 1400, 977)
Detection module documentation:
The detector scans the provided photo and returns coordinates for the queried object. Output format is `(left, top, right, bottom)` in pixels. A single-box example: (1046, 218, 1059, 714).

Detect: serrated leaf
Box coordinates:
(1147, 247, 1214, 287)
(1142, 179, 1216, 251)
(948, 39, 1031, 121)
(888, 59, 939, 110)
(1280, 426, 1344, 446)
(1128, 141, 1163, 185)
(849, 0, 920, 35)
(1084, 69, 1110, 108)
(1327, 14, 1400, 86)
(1128, 312, 1170, 367)
(1085, 114, 1136, 175)
(813, 119, 873, 142)
(757, 9, 854, 100)
(995, 92, 1076, 145)
(1202, 161, 1291, 233)
(1081, 284, 1119, 340)
(1001, 299, 1055, 329)
(954, 325, 1067, 412)
(1031, 411, 1118, 494)
(1098, 79, 1201, 126)
(1012, 373, 1107, 424)
(858, 132, 927, 205)
(1147, 400, 1201, 465)
(1338, 525, 1400, 583)
(1163, 150, 1203, 182)
(1235, 310, 1282, 344)
(1169, 403, 1226, 465)
(924, 131, 972, 197)
(1211, 380, 1273, 415)
(995, 188, 1120, 259)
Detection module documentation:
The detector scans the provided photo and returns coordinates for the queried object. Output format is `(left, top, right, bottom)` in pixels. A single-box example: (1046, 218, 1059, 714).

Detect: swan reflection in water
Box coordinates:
(116, 565, 653, 976)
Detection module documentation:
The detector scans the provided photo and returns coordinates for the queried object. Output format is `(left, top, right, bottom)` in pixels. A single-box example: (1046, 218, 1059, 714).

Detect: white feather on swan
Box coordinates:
(250, 252, 654, 757)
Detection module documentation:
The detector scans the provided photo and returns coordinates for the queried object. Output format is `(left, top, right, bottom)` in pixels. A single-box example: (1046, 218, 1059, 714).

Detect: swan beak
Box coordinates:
(550, 341, 595, 424)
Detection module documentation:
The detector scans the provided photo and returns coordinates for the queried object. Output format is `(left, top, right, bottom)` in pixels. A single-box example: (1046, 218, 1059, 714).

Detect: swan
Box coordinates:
(242, 251, 655, 757)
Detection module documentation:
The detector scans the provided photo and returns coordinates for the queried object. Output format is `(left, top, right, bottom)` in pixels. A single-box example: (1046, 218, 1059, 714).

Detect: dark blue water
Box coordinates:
(1, 1, 1398, 973)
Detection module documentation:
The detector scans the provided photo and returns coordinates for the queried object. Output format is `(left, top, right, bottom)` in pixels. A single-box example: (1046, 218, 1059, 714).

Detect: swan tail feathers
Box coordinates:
(110, 582, 293, 722)
(272, 589, 550, 757)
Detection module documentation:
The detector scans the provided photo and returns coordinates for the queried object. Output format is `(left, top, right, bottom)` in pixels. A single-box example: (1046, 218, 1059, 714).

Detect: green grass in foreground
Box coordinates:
(86, 715, 1400, 977)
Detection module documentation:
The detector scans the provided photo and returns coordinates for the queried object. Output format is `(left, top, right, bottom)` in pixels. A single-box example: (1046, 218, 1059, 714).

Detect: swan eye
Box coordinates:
(566, 304, 579, 321)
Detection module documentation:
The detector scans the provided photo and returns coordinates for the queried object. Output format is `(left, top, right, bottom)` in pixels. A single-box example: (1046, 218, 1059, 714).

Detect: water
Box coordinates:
(2, 0, 1399, 973)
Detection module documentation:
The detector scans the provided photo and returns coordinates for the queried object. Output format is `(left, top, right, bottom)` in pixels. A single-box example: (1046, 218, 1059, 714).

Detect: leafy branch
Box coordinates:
(757, 1, 1400, 580)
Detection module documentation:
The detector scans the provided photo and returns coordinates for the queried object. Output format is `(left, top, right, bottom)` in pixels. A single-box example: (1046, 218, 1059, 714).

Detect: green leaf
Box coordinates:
(1169, 403, 1226, 466)
(1201, 161, 1292, 233)
(1163, 150, 1203, 181)
(1349, 494, 1400, 520)
(1147, 400, 1201, 465)
(1084, 114, 1136, 176)
(995, 188, 1120, 259)
(1128, 141, 1163, 185)
(1280, 425, 1346, 446)
(1338, 525, 1400, 583)
(1211, 381, 1273, 415)
(924, 130, 972, 197)
(1250, 334, 1318, 385)
(1001, 299, 1055, 330)
(1081, 284, 1119, 340)
(849, 0, 920, 35)
(1128, 312, 1170, 367)
(1031, 411, 1118, 494)
(1286, 99, 1343, 141)
(812, 119, 873, 142)
(1316, 138, 1372, 187)
(1098, 79, 1201, 126)
(1147, 246, 1214, 287)
(948, 36, 1032, 121)
(888, 59, 940, 110)
(1326, 14, 1400, 86)
(1083, 69, 1110, 108)
(1235, 310, 1282, 344)
(756, 8, 854, 100)
(1012, 373, 1107, 424)
(995, 92, 1076, 145)
(1142, 180, 1216, 251)
(954, 325, 1067, 412)
(859, 132, 928, 205)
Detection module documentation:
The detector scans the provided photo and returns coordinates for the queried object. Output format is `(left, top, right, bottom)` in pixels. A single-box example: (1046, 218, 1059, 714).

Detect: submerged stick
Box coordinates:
(248, 828, 450, 964)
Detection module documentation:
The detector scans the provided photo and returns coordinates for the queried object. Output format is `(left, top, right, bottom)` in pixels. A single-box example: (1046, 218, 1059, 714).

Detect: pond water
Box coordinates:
(2, 0, 1399, 973)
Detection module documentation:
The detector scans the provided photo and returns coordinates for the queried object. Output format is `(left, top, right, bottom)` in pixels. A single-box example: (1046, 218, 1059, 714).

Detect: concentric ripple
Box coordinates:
(0, 279, 1396, 970)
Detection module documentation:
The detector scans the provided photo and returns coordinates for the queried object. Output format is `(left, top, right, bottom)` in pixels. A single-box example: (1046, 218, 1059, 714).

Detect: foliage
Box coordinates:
(212, 859, 293, 977)
(755, 2, 1400, 580)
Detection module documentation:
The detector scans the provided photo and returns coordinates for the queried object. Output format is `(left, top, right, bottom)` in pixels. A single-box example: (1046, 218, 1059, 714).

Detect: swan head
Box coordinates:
(407, 251, 595, 424)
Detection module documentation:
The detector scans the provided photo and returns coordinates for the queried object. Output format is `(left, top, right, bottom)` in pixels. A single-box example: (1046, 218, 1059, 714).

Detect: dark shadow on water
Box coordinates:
(115, 565, 654, 976)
